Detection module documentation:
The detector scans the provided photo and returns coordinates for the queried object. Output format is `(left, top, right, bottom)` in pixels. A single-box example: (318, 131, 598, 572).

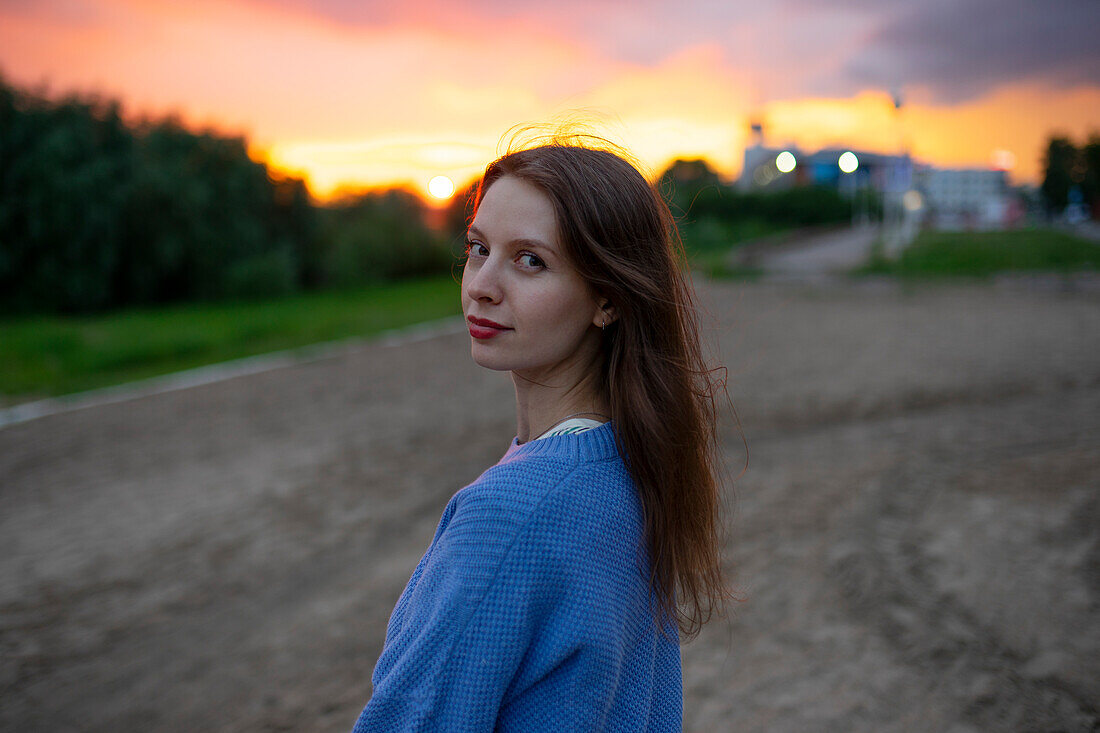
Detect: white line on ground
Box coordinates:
(0, 315, 467, 430)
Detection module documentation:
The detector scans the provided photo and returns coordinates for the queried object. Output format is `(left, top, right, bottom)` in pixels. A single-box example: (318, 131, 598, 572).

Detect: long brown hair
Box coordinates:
(473, 136, 733, 639)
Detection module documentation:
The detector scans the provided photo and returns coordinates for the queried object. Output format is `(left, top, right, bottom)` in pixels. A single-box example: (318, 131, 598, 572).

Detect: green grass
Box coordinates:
(681, 217, 790, 277)
(10, 227, 1091, 404)
(854, 228, 1100, 278)
(0, 274, 462, 402)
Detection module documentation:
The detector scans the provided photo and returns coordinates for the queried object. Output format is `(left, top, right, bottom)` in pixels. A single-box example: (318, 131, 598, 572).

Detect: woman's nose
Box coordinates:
(464, 258, 503, 303)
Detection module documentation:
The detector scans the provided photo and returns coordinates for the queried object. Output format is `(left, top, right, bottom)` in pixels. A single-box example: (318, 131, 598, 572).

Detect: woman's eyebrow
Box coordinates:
(467, 225, 554, 253)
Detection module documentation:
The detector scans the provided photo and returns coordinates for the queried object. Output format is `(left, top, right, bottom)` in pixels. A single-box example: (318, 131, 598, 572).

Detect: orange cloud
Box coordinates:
(266, 45, 758, 197)
(903, 84, 1100, 183)
(1, 0, 1096, 198)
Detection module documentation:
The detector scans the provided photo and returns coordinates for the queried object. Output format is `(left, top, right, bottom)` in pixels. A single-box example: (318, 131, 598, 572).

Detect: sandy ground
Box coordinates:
(748, 224, 879, 276)
(1, 277, 1098, 732)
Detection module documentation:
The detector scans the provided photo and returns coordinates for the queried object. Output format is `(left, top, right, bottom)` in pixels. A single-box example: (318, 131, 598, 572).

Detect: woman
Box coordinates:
(352, 138, 730, 732)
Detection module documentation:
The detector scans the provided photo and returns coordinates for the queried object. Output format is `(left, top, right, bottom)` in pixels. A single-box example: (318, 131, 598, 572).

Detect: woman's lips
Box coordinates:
(467, 316, 511, 340)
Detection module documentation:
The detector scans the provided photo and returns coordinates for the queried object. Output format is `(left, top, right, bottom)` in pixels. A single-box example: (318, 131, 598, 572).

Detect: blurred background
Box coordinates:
(1, 1, 1098, 731)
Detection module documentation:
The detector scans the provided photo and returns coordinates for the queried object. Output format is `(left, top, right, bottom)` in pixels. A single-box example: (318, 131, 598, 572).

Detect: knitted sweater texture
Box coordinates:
(351, 421, 682, 732)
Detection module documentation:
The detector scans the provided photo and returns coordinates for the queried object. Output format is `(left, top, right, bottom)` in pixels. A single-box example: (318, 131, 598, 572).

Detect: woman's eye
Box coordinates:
(517, 253, 545, 269)
(465, 240, 488, 257)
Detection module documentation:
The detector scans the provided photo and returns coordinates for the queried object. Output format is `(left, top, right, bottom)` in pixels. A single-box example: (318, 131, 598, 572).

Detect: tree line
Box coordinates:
(657, 158, 858, 256)
(1041, 134, 1100, 219)
(0, 76, 455, 315)
(1, 74, 904, 317)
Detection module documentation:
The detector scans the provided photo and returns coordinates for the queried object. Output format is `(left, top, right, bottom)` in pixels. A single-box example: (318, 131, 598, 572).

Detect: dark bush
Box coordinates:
(0, 76, 318, 314)
(0, 81, 133, 313)
(320, 190, 451, 287)
(220, 246, 299, 300)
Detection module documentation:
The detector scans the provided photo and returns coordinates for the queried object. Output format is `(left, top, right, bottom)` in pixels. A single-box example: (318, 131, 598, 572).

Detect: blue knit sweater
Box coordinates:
(351, 421, 682, 732)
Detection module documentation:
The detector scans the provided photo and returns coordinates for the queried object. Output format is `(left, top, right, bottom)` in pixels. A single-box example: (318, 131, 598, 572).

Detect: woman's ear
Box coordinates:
(593, 298, 618, 328)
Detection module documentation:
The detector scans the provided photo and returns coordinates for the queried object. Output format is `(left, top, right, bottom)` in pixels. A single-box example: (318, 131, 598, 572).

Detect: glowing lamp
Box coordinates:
(775, 151, 796, 173)
(838, 151, 859, 173)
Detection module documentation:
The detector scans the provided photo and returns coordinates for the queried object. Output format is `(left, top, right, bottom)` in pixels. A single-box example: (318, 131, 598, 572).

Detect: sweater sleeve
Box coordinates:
(352, 460, 650, 732)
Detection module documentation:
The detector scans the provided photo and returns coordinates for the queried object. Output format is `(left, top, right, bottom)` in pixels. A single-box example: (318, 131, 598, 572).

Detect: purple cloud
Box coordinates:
(227, 0, 1100, 102)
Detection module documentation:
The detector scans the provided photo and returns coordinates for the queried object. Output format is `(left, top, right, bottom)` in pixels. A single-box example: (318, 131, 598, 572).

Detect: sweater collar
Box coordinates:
(501, 420, 619, 464)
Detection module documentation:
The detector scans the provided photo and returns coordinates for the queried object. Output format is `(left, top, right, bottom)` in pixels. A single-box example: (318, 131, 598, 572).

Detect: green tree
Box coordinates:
(320, 189, 451, 287)
(1041, 136, 1077, 214)
(0, 76, 321, 314)
(657, 159, 723, 217)
(271, 174, 320, 289)
(1081, 133, 1100, 220)
(443, 180, 479, 254)
(120, 119, 311, 303)
(0, 78, 134, 313)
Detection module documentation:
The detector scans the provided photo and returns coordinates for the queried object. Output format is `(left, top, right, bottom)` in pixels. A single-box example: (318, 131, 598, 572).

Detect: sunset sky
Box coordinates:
(2, 0, 1098, 200)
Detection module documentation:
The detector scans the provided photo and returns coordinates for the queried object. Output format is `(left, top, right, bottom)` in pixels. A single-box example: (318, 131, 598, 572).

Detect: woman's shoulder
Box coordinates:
(447, 444, 642, 559)
(450, 452, 595, 530)
(463, 432, 635, 515)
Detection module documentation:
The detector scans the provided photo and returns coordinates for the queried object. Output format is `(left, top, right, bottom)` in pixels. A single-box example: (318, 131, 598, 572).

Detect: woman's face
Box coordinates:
(461, 175, 605, 380)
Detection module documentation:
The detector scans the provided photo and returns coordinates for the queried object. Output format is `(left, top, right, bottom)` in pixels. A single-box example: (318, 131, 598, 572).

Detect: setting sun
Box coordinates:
(428, 175, 456, 200)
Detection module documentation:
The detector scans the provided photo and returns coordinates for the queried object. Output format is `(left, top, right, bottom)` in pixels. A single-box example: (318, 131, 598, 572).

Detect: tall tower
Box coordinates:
(740, 119, 767, 190)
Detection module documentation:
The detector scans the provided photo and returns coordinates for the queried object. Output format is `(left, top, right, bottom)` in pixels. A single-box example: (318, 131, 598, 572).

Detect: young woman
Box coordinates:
(352, 139, 730, 732)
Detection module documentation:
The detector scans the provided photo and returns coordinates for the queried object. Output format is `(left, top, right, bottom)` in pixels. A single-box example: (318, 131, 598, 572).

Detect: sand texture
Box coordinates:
(2, 278, 1098, 732)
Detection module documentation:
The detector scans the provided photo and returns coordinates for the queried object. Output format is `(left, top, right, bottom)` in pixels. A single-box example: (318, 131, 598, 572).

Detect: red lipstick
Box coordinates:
(467, 315, 511, 340)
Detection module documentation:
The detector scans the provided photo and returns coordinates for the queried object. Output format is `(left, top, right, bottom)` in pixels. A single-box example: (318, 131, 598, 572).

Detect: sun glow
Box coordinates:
(428, 175, 456, 200)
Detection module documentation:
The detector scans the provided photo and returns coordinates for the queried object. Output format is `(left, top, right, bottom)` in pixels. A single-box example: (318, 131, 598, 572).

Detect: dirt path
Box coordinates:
(1, 279, 1098, 732)
(751, 224, 879, 277)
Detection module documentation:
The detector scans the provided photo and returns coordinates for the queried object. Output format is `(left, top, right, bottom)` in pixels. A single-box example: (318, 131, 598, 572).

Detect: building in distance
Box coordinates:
(739, 142, 1022, 230)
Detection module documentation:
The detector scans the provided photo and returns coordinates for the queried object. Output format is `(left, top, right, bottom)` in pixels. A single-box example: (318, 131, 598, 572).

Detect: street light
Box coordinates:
(838, 151, 859, 174)
(903, 190, 923, 212)
(776, 151, 796, 173)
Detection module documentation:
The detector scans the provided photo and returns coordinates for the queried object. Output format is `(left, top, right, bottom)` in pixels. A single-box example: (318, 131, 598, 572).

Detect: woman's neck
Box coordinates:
(512, 365, 608, 444)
